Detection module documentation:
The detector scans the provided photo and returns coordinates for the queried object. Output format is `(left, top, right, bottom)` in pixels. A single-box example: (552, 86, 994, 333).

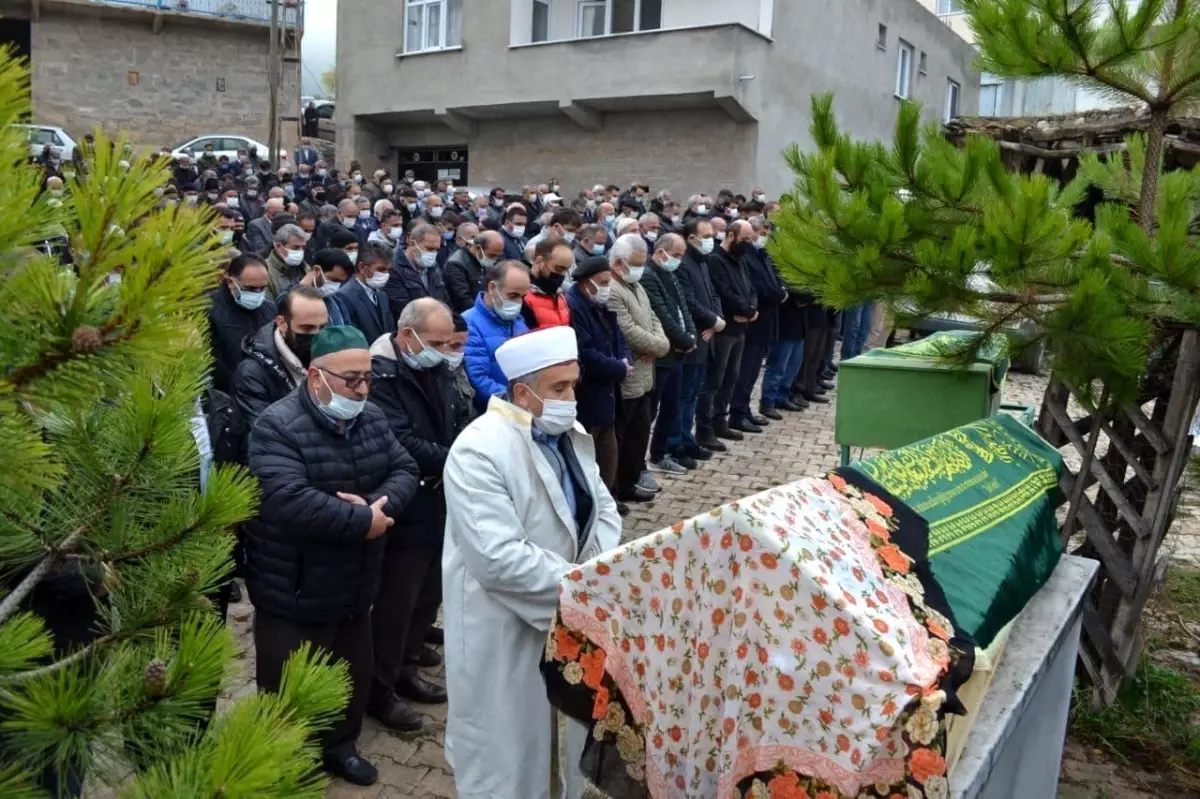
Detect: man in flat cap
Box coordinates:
(442, 325, 622, 799)
(245, 325, 419, 787)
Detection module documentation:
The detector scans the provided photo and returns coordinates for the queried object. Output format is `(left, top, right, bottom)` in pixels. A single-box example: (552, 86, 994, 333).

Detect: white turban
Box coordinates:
(496, 327, 578, 381)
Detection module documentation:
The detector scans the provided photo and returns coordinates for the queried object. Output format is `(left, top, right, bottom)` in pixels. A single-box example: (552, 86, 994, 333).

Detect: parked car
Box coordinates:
(170, 134, 284, 163)
(14, 124, 78, 161)
(314, 100, 335, 140)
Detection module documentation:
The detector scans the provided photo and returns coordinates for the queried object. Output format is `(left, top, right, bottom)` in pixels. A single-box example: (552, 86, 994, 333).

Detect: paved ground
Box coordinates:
(219, 367, 1176, 798)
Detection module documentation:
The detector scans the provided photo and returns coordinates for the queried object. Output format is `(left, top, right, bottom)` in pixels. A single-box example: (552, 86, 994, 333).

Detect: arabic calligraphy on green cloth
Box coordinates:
(850, 415, 1064, 648)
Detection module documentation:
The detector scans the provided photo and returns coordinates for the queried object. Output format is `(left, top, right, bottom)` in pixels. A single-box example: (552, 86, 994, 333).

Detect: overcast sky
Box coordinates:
(301, 0, 337, 98)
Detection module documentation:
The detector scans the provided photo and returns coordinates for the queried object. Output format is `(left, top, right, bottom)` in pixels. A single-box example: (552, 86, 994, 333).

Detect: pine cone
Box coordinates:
(143, 658, 168, 698)
(70, 326, 103, 354)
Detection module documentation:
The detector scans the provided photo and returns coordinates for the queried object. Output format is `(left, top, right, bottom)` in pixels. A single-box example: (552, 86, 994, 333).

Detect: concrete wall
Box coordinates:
(509, 0, 771, 44)
(752, 0, 979, 195)
(28, 6, 297, 149)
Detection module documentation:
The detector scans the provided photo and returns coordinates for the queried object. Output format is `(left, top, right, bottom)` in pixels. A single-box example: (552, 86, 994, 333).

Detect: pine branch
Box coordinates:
(0, 529, 83, 625)
(0, 634, 115, 684)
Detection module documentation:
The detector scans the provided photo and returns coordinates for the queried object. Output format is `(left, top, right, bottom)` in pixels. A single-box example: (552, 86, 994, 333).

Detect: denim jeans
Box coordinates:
(762, 338, 806, 406)
(649, 362, 683, 462)
(840, 302, 875, 361)
(673, 360, 707, 450)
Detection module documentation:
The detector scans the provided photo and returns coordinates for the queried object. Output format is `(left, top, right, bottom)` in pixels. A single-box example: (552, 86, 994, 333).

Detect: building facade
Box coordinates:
(336, 0, 978, 196)
(920, 0, 1111, 116)
(0, 0, 303, 151)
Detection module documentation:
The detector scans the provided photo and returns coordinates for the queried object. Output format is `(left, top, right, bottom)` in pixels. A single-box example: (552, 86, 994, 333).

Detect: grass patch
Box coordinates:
(1165, 566, 1200, 622)
(1071, 660, 1200, 775)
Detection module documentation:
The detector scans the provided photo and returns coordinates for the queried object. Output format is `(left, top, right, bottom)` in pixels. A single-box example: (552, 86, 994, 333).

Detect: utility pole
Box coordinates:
(267, 0, 281, 168)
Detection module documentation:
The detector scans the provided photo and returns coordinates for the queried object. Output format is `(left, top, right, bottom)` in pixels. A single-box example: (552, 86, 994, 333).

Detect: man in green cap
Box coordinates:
(245, 325, 419, 787)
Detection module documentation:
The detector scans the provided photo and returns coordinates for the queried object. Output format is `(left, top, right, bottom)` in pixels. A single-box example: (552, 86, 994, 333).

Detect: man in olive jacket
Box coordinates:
(246, 326, 419, 788)
(366, 299, 472, 733)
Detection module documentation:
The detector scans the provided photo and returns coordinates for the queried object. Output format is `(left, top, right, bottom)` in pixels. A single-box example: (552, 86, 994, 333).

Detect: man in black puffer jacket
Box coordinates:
(366, 298, 472, 733)
(245, 325, 419, 788)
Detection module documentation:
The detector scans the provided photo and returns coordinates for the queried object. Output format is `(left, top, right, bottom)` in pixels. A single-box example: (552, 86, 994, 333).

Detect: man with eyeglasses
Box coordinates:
(206, 254, 277, 393)
(366, 298, 472, 733)
(246, 325, 419, 788)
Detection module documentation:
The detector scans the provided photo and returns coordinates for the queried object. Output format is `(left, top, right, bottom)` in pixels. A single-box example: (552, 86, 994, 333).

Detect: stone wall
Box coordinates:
(30, 6, 300, 152)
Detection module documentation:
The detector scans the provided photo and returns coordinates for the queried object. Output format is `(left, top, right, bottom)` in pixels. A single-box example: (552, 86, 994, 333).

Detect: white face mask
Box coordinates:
(366, 270, 389, 288)
(627, 266, 645, 283)
(347, 251, 360, 265)
(697, 237, 715, 255)
(510, 224, 526, 238)
(754, 193, 766, 202)
(225, 197, 239, 208)
(418, 250, 438, 268)
(388, 226, 404, 240)
(317, 371, 366, 421)
(443, 351, 464, 370)
(358, 209, 371, 219)
(382, 183, 394, 194)
(527, 387, 577, 435)
(695, 204, 708, 215)
(429, 206, 444, 219)
(285, 249, 305, 266)
(406, 202, 418, 213)
(589, 281, 611, 305)
(660, 255, 682, 272)
(644, 231, 658, 242)
(341, 216, 357, 228)
(318, 280, 343, 297)
(562, 231, 577, 244)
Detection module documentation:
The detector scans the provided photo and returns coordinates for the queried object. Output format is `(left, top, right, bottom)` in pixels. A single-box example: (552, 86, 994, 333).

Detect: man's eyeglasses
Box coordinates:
(320, 368, 372, 389)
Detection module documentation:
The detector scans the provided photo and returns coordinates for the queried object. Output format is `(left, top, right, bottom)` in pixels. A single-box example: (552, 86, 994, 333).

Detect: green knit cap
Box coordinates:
(310, 325, 369, 360)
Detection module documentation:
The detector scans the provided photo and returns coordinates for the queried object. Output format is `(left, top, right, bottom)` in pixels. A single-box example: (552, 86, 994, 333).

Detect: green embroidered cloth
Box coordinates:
(850, 415, 1063, 648)
(865, 331, 1011, 390)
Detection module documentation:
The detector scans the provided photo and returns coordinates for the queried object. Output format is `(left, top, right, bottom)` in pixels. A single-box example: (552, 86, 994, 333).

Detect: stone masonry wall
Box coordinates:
(31, 8, 299, 151)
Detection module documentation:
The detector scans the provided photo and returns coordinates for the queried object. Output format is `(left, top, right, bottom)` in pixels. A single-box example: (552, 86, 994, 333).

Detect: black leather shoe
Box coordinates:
(682, 443, 714, 460)
(801, 390, 831, 404)
(789, 394, 811, 409)
(672, 453, 698, 470)
(617, 501, 630, 516)
(729, 418, 763, 434)
(748, 413, 770, 426)
(818, 379, 836, 391)
(396, 674, 448, 705)
(620, 486, 657, 503)
(758, 404, 783, 420)
(228, 580, 243, 603)
(425, 626, 444, 645)
(367, 693, 424, 732)
(696, 432, 726, 452)
(777, 399, 803, 412)
(714, 423, 744, 441)
(323, 752, 378, 786)
(406, 645, 442, 668)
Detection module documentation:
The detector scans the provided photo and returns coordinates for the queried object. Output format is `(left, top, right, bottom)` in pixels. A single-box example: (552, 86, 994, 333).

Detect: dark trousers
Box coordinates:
(731, 337, 771, 420)
(823, 310, 841, 372)
(796, 324, 832, 394)
(649, 361, 682, 462)
(371, 535, 443, 696)
(674, 361, 707, 449)
(698, 332, 744, 431)
(589, 424, 619, 496)
(255, 610, 372, 759)
(615, 394, 653, 495)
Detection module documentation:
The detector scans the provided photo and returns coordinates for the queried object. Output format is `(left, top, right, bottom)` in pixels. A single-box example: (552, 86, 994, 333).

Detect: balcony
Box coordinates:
(511, 0, 773, 45)
(351, 18, 770, 134)
(86, 0, 302, 26)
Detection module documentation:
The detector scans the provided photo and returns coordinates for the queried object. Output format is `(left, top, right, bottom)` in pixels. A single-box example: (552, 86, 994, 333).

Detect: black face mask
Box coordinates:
(731, 241, 753, 259)
(534, 272, 565, 296)
(287, 329, 318, 367)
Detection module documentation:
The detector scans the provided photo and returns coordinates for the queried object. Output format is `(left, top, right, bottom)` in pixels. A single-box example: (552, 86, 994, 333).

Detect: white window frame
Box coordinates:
(896, 40, 914, 99)
(945, 78, 961, 122)
(404, 0, 460, 53)
(532, 0, 552, 43)
(575, 0, 659, 38)
(979, 74, 1004, 116)
(938, 0, 965, 14)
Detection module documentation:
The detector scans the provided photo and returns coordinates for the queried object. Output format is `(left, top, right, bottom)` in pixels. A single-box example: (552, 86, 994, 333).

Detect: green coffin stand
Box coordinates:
(836, 331, 1009, 454)
(850, 414, 1064, 648)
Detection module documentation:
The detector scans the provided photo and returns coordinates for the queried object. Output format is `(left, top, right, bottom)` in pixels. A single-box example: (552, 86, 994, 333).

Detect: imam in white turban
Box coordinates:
(495, 326, 579, 382)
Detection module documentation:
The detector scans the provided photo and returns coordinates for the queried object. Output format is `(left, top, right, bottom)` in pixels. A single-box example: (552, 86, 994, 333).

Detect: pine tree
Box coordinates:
(768, 0, 1200, 404)
(0, 48, 349, 796)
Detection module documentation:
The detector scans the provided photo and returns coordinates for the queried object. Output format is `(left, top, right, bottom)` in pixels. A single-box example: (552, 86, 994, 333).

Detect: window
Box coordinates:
(945, 79, 961, 121)
(316, 104, 336, 120)
(30, 128, 62, 146)
(938, 0, 965, 14)
(979, 78, 1003, 115)
(895, 40, 914, 98)
(577, 0, 660, 38)
(404, 0, 462, 53)
(877, 23, 887, 50)
(578, 0, 607, 36)
(532, 0, 550, 42)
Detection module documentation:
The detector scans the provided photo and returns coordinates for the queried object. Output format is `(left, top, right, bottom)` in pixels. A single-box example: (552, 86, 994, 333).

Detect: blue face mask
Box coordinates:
(315, 371, 366, 420)
(590, 243, 605, 256)
(234, 283, 266, 311)
(442, 230, 454, 241)
(661, 255, 682, 272)
(402, 331, 445, 370)
(491, 288, 523, 321)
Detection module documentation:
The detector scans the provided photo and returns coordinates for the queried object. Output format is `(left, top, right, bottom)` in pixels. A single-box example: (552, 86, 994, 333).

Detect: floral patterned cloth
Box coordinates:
(543, 475, 972, 799)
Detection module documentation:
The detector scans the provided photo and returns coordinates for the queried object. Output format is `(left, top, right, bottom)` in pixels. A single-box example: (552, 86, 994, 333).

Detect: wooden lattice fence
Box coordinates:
(1036, 326, 1200, 704)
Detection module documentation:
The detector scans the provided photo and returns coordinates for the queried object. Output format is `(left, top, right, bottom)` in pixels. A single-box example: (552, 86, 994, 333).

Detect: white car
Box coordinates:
(171, 134, 284, 164)
(15, 124, 78, 161)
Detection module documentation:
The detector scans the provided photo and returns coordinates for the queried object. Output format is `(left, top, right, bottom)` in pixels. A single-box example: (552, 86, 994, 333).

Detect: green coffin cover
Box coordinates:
(863, 330, 1011, 390)
(850, 415, 1064, 647)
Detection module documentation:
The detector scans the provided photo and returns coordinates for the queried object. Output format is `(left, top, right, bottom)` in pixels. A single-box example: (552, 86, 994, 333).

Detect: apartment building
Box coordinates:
(335, 0, 978, 196)
(922, 0, 1111, 116)
(0, 0, 303, 149)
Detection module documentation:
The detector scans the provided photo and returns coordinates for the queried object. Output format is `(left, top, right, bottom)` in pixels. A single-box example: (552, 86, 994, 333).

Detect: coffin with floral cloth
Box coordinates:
(542, 416, 1065, 799)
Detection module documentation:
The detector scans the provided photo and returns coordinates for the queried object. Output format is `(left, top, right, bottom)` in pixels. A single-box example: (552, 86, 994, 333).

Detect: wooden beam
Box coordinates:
(1122, 402, 1170, 454)
(1059, 473, 1138, 597)
(996, 140, 1125, 160)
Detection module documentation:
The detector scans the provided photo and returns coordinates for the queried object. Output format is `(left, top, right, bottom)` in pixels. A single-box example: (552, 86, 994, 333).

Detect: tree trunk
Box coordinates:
(1137, 106, 1168, 234)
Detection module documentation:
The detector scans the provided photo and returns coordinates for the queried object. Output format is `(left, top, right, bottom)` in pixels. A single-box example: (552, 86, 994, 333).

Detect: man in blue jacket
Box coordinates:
(566, 256, 632, 499)
(462, 260, 531, 412)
